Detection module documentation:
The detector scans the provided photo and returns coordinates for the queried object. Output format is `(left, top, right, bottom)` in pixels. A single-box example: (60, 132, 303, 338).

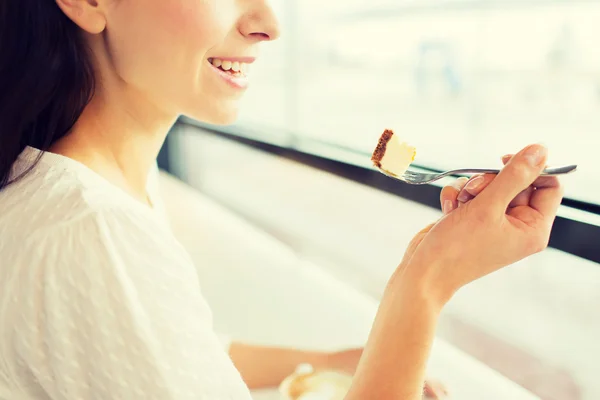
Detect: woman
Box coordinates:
(0, 1, 563, 399)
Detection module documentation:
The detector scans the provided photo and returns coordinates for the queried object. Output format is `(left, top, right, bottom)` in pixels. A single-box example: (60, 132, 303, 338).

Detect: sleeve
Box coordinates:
(217, 334, 233, 354)
(15, 208, 252, 400)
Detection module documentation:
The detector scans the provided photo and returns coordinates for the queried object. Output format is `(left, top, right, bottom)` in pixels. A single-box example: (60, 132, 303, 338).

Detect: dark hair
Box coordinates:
(0, 0, 95, 190)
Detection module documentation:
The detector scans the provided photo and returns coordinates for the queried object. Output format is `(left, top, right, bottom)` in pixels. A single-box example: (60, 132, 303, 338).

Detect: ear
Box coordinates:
(55, 0, 107, 34)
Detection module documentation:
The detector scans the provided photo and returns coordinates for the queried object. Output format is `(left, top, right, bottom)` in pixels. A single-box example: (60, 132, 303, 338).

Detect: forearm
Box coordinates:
(345, 275, 442, 400)
(228, 342, 329, 389)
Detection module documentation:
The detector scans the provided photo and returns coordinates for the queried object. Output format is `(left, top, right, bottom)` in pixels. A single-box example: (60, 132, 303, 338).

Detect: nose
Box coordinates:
(238, 0, 281, 42)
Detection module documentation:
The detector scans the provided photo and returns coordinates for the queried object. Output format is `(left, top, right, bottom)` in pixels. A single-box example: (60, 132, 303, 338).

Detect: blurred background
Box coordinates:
(236, 0, 599, 204)
(162, 1, 600, 399)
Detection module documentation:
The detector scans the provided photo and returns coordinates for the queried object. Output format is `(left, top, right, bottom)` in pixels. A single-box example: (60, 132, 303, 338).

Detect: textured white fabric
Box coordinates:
(0, 147, 252, 400)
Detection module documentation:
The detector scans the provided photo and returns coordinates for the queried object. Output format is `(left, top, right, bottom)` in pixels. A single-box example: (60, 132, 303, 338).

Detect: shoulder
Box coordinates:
(3, 201, 192, 279)
(1, 149, 159, 236)
(2, 182, 200, 313)
(1, 155, 106, 230)
(0, 155, 188, 269)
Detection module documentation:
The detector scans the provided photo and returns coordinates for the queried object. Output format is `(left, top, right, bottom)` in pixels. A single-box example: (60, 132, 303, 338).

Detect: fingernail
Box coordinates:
(451, 177, 469, 191)
(464, 175, 485, 193)
(443, 200, 454, 214)
(523, 144, 548, 167)
(457, 191, 473, 203)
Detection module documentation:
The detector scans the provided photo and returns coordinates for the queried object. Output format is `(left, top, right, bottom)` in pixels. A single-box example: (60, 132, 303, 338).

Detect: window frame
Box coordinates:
(159, 119, 600, 265)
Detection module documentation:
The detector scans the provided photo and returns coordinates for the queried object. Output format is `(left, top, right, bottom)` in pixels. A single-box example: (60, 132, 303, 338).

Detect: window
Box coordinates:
(236, 0, 600, 205)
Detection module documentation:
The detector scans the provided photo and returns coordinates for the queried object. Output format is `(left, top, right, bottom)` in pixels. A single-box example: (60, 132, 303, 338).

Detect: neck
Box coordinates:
(50, 82, 177, 206)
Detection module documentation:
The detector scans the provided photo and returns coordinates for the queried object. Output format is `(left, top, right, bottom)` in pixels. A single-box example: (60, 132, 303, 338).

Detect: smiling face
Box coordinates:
(58, 0, 280, 125)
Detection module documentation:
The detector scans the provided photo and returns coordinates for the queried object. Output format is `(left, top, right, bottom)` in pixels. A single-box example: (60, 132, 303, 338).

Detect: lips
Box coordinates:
(207, 57, 252, 89)
(208, 58, 250, 77)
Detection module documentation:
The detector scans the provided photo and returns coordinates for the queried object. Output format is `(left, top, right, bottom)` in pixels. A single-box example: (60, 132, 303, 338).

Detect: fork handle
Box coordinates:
(450, 165, 577, 176)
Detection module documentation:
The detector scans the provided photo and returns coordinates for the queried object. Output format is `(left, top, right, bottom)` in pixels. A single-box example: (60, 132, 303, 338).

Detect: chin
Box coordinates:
(184, 101, 241, 126)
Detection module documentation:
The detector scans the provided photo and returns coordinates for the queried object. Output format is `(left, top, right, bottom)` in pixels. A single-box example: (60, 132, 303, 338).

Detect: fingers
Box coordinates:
(440, 177, 469, 214)
(507, 187, 534, 208)
(530, 175, 564, 222)
(502, 154, 562, 210)
(501, 154, 513, 164)
(475, 144, 548, 212)
(456, 174, 495, 204)
(501, 155, 532, 208)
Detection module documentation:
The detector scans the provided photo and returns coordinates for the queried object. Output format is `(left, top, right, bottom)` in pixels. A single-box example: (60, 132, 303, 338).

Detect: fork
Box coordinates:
(376, 165, 578, 185)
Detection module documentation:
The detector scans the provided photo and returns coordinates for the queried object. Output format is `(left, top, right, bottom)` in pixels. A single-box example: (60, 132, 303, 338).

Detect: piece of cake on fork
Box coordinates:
(371, 129, 416, 176)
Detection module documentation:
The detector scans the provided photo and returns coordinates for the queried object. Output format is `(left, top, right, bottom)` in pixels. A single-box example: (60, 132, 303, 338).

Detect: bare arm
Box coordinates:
(227, 179, 472, 395)
(345, 144, 563, 399)
(345, 270, 441, 400)
(228, 343, 329, 389)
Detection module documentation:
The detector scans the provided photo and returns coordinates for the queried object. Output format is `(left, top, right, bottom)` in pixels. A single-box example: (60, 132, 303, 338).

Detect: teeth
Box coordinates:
(221, 60, 232, 71)
(209, 58, 250, 75)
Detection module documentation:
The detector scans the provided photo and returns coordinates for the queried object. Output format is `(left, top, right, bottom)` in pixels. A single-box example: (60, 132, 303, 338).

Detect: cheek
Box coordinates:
(152, 1, 227, 49)
(107, 0, 230, 100)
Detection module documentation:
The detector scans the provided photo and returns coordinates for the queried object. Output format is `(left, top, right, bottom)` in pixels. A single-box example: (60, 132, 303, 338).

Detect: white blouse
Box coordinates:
(0, 147, 252, 400)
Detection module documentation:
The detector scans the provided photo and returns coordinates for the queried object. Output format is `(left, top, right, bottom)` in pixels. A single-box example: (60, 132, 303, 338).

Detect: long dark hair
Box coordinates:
(0, 0, 95, 190)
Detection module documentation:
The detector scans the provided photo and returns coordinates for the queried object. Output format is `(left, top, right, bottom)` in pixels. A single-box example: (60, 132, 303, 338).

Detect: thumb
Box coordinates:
(475, 144, 548, 211)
